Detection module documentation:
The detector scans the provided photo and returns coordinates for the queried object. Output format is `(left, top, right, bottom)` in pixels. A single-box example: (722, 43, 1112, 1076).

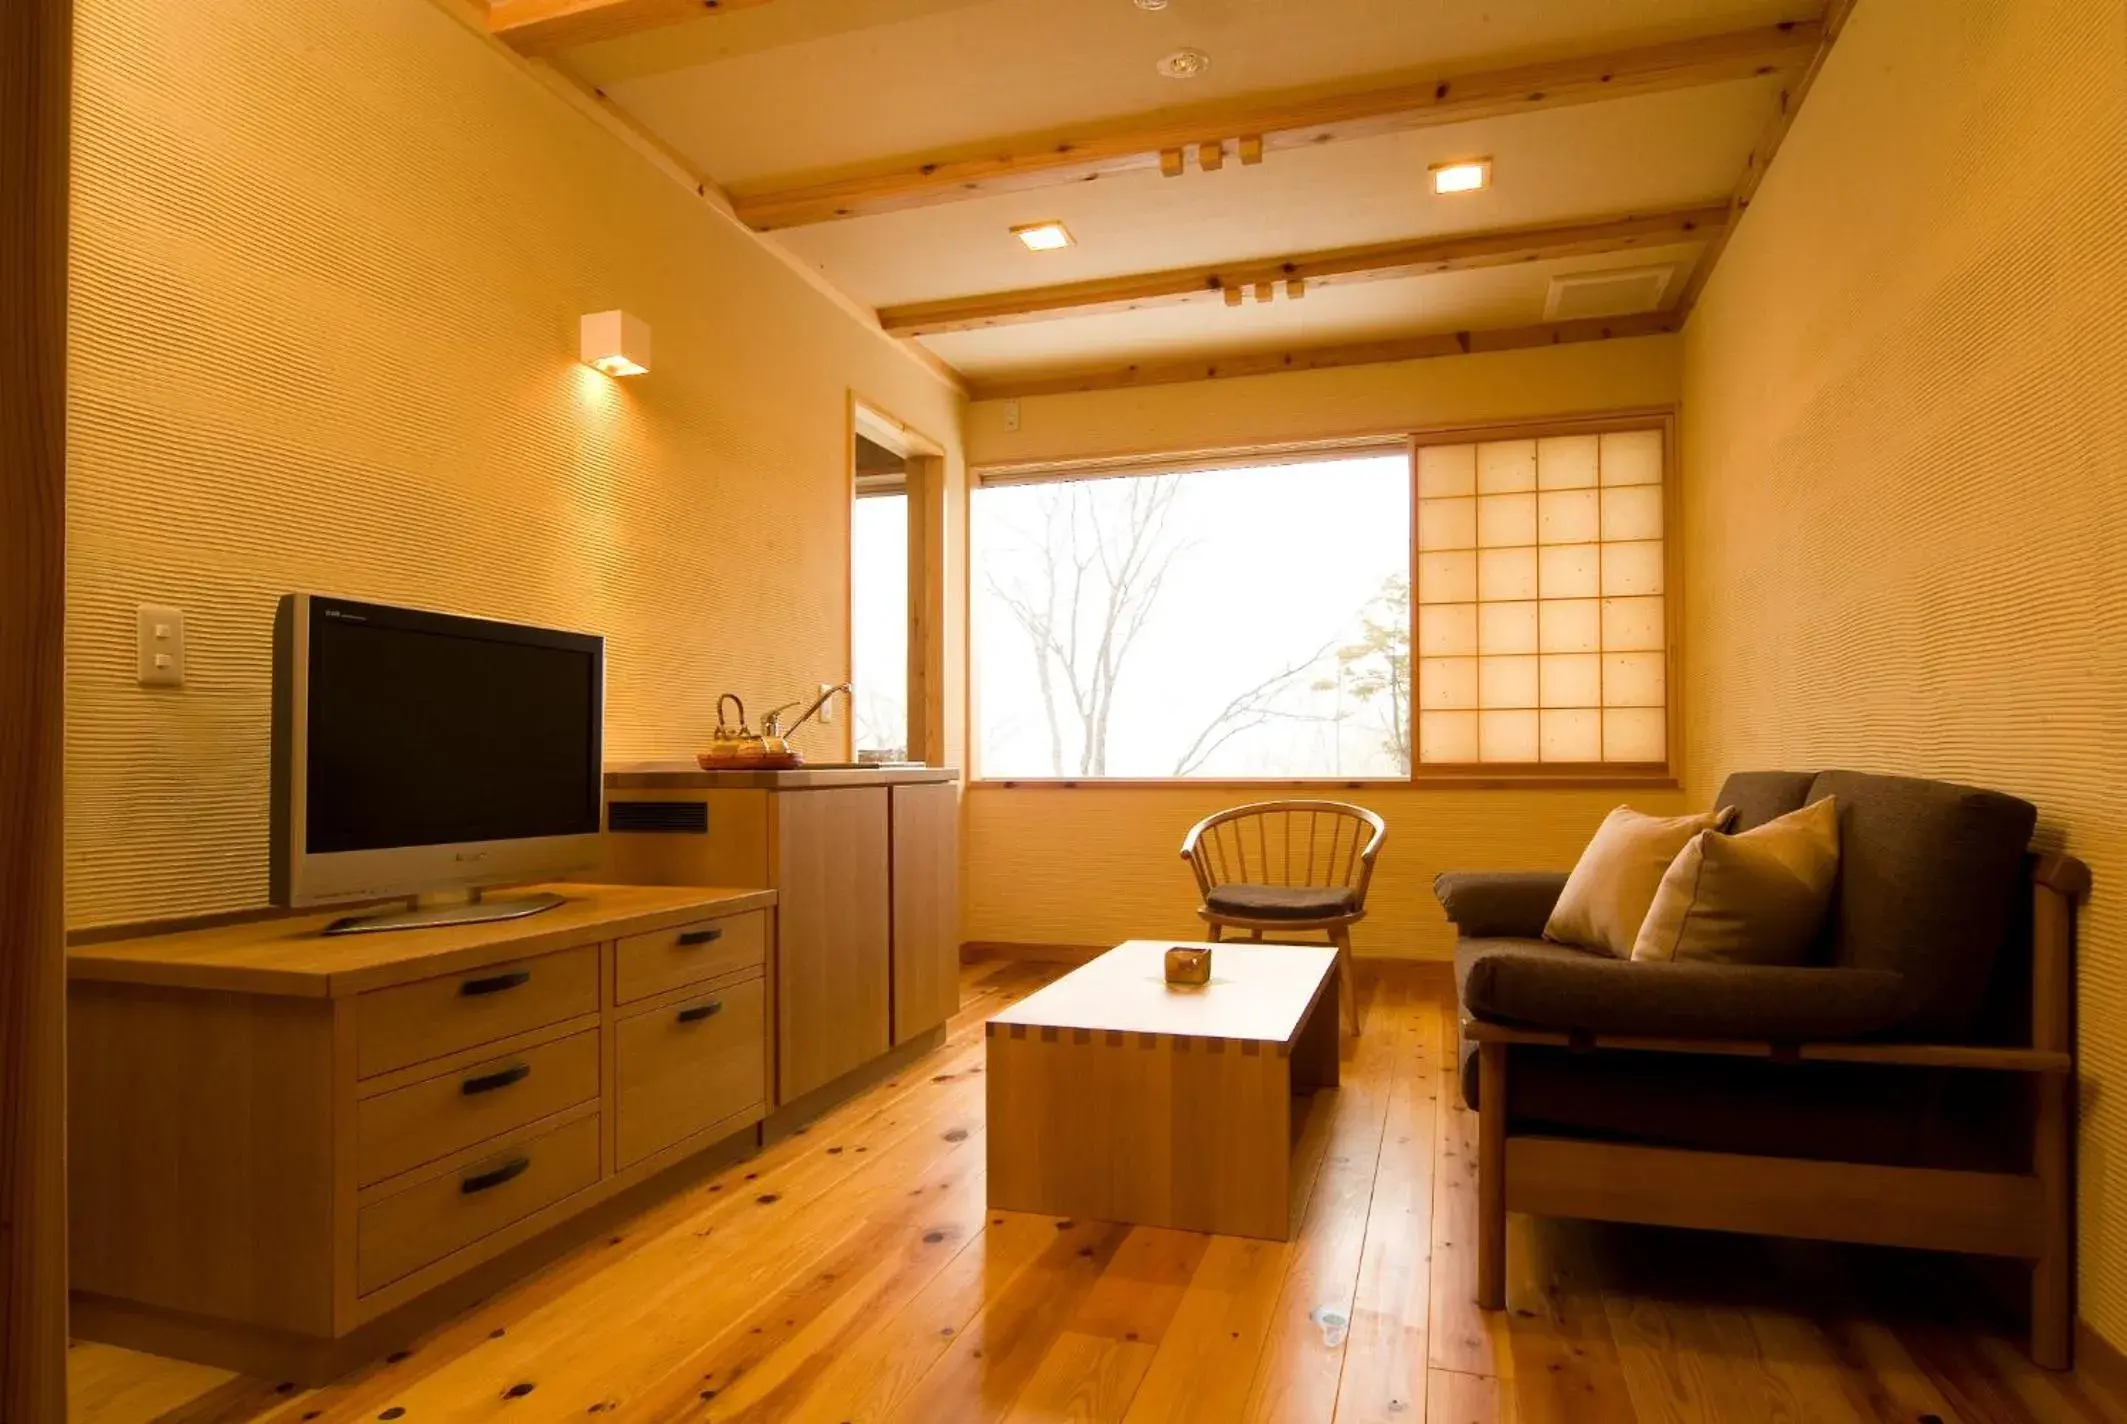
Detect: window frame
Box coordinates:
(964, 408, 1679, 791)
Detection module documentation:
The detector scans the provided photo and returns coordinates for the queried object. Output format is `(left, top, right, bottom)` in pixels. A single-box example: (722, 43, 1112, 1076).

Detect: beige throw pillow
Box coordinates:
(1631, 796, 1841, 965)
(1544, 805, 1736, 958)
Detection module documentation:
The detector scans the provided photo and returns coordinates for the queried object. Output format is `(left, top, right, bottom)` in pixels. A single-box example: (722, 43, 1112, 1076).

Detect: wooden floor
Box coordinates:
(68, 960, 2127, 1424)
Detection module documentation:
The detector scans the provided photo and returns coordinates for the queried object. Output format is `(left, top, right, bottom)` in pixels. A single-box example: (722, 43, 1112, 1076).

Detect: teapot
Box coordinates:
(696, 693, 802, 770)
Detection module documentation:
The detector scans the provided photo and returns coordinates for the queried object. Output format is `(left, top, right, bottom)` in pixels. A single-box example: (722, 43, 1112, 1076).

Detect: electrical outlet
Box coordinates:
(137, 604, 186, 688)
(818, 683, 836, 724)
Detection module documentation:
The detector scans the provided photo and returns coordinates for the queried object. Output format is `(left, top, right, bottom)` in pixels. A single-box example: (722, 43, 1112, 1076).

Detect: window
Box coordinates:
(1414, 428, 1667, 768)
(970, 415, 1671, 783)
(974, 450, 1412, 779)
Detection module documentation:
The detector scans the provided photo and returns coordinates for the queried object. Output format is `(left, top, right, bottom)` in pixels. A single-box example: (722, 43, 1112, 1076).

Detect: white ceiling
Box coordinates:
(545, 0, 1818, 384)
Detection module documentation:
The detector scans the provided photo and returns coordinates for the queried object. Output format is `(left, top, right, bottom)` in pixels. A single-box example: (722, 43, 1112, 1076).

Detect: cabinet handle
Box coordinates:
(676, 1001, 723, 1024)
(460, 970, 532, 997)
(461, 1156, 531, 1195)
(461, 1063, 531, 1096)
(676, 927, 724, 947)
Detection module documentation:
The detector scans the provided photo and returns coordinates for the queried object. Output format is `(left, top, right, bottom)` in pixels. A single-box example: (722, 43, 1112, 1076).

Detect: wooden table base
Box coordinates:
(985, 969, 1338, 1240)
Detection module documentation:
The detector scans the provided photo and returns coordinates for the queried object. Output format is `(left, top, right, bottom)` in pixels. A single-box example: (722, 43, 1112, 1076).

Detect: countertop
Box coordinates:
(604, 762, 960, 790)
(67, 883, 776, 998)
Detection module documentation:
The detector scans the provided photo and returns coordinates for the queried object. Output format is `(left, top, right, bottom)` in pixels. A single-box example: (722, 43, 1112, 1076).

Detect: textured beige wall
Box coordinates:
(66, 0, 963, 929)
(1680, 0, 2127, 1348)
(962, 338, 1688, 958)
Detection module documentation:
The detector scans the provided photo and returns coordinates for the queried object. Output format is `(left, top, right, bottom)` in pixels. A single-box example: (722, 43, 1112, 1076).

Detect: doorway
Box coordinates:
(849, 399, 947, 767)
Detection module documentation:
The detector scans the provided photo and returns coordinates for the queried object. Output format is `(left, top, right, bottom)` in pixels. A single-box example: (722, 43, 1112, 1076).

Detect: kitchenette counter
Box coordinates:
(604, 762, 959, 791)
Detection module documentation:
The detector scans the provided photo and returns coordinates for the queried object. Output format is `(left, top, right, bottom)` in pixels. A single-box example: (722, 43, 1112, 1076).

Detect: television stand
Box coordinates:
(322, 888, 566, 936)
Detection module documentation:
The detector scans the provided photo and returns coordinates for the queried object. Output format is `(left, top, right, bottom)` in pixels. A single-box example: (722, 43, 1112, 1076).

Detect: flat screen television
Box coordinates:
(274, 594, 604, 934)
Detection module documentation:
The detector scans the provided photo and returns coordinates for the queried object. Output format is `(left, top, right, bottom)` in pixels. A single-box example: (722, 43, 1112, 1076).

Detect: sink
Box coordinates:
(798, 761, 925, 770)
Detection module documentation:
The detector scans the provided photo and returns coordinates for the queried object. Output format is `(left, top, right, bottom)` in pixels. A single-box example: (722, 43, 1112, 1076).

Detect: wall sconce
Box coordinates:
(580, 310, 651, 377)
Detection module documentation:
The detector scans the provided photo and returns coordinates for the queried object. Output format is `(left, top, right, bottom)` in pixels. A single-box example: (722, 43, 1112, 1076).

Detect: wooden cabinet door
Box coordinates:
(773, 787, 891, 1102)
(891, 782, 961, 1044)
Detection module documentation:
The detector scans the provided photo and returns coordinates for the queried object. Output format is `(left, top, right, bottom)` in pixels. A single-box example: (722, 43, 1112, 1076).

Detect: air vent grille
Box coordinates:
(608, 800, 709, 834)
(1544, 265, 1676, 322)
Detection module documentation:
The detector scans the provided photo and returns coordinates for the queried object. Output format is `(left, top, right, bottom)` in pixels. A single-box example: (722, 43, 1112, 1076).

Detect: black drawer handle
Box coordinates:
(676, 1001, 723, 1024)
(461, 1156, 531, 1195)
(676, 928, 724, 947)
(461, 1063, 531, 1096)
(460, 970, 531, 997)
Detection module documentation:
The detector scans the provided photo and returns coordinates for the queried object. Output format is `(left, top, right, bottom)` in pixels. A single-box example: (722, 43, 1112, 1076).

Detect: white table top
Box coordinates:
(988, 940, 1337, 1046)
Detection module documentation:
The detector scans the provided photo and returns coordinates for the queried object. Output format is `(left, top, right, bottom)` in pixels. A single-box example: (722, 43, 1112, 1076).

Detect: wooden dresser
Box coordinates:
(66, 882, 774, 1377)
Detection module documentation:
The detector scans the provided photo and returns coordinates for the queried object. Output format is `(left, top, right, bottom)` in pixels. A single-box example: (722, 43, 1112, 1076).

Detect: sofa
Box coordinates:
(1435, 769, 2090, 1368)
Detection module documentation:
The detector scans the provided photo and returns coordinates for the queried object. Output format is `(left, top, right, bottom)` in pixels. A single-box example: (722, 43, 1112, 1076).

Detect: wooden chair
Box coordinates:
(1181, 800, 1385, 1035)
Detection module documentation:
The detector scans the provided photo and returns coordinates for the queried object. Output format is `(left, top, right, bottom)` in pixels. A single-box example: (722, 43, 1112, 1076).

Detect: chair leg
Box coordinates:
(1329, 925, 1359, 1036)
(1477, 1040, 1508, 1310)
(2032, 1070, 2073, 1369)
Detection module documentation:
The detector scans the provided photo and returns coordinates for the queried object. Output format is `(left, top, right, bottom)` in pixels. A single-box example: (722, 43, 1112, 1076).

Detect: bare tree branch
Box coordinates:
(1170, 639, 1338, 776)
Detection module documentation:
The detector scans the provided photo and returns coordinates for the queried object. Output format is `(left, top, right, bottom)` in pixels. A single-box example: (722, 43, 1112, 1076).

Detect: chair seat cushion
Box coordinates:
(1206, 883, 1357, 921)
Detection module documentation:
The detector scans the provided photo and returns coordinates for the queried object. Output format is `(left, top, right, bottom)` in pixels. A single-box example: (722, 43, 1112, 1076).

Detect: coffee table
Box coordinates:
(984, 939, 1340, 1241)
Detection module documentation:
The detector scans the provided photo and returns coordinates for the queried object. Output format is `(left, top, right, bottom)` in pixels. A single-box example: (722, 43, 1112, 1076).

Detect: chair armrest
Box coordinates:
(1433, 871, 1568, 940)
(1457, 939, 1909, 1041)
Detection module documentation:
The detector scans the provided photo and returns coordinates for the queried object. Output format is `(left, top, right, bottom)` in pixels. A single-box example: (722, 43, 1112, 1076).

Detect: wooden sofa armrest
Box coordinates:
(1461, 1016, 2073, 1074)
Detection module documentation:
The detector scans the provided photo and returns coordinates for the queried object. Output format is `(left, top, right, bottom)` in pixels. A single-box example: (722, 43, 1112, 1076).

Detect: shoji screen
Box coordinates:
(1415, 429, 1667, 766)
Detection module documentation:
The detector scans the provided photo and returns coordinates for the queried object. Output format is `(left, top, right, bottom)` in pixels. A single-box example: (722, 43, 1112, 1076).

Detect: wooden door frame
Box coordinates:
(1, 0, 72, 1415)
(848, 396, 949, 767)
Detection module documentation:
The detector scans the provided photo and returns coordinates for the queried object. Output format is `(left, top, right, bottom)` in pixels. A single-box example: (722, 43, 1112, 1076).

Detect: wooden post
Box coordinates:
(1477, 1040, 1508, 1309)
(0, 0, 73, 1414)
(2030, 853, 2089, 1370)
(902, 454, 947, 769)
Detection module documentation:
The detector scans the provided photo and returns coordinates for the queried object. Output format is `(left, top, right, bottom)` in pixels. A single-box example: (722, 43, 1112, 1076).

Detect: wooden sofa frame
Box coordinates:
(1466, 852, 2090, 1369)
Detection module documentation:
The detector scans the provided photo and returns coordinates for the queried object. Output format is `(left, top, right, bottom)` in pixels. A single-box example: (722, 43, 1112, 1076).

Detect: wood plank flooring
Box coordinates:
(66, 960, 2127, 1423)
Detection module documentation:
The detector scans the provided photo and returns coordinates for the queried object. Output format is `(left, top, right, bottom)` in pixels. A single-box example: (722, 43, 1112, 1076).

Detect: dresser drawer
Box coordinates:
(614, 910, 767, 1006)
(356, 1029, 600, 1188)
(356, 1111, 600, 1296)
(615, 976, 766, 1169)
(354, 945, 598, 1079)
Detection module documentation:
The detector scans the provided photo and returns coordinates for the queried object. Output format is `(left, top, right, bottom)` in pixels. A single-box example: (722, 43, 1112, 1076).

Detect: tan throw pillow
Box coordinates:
(1631, 796, 1841, 965)
(1544, 805, 1736, 958)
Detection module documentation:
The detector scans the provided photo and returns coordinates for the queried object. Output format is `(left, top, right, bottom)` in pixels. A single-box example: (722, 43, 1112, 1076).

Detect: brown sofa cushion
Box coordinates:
(1714, 770, 1816, 832)
(1807, 770, 2037, 1036)
(1433, 871, 1568, 940)
(1205, 883, 1357, 921)
(1456, 935, 1908, 1040)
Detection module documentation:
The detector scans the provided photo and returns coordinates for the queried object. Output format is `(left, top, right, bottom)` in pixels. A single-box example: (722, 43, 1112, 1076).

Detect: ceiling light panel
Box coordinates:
(1012, 220, 1075, 252)
(1431, 159, 1492, 195)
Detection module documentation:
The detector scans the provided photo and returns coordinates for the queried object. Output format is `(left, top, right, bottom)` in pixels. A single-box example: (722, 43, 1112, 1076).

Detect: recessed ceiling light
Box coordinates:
(1431, 158, 1492, 195)
(1156, 47, 1210, 79)
(1012, 220, 1075, 252)
(1133, 0, 1171, 9)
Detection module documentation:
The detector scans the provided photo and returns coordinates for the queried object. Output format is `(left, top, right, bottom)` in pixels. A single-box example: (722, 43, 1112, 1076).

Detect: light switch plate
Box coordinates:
(137, 604, 186, 688)
(1001, 399, 1022, 433)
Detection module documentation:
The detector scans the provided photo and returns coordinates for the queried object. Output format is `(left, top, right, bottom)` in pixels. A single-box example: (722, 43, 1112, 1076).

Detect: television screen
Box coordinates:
(304, 599, 602, 855)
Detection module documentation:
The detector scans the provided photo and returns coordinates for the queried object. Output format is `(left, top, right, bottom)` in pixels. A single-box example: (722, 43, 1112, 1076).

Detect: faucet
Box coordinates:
(762, 683, 851, 740)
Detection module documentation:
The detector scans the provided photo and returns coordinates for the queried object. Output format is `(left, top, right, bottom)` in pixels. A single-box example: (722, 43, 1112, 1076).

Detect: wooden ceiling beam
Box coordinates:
(729, 22, 1821, 230)
(486, 0, 778, 56)
(879, 206, 1727, 336)
(1677, 0, 1857, 315)
(965, 312, 1684, 401)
